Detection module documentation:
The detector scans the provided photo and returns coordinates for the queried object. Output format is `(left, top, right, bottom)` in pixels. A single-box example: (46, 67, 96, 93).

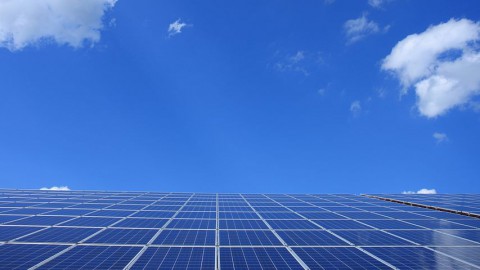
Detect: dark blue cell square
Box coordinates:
(38, 245, 141, 270)
(293, 247, 391, 269)
(131, 247, 215, 270)
(153, 230, 216, 245)
(16, 227, 100, 243)
(84, 228, 158, 244)
(220, 230, 282, 246)
(0, 244, 70, 269)
(220, 247, 303, 269)
(0, 226, 45, 241)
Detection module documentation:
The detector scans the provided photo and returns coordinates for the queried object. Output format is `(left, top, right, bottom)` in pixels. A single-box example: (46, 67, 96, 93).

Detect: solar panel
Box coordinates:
(0, 189, 479, 269)
(38, 245, 141, 269)
(293, 247, 392, 269)
(131, 247, 215, 269)
(220, 247, 303, 269)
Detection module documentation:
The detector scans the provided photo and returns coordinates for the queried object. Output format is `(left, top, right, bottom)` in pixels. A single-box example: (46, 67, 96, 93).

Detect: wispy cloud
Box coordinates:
(433, 132, 448, 143)
(344, 14, 387, 44)
(40, 186, 71, 191)
(0, 0, 117, 51)
(350, 100, 362, 116)
(272, 50, 324, 76)
(382, 18, 480, 118)
(402, 188, 437, 194)
(368, 0, 384, 8)
(168, 19, 190, 37)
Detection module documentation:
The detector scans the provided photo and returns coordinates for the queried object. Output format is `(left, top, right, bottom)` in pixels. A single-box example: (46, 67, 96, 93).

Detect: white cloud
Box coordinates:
(168, 19, 189, 37)
(368, 0, 383, 8)
(350, 100, 362, 116)
(382, 18, 480, 118)
(40, 186, 71, 191)
(402, 188, 437, 194)
(433, 132, 448, 143)
(0, 0, 116, 51)
(344, 14, 384, 44)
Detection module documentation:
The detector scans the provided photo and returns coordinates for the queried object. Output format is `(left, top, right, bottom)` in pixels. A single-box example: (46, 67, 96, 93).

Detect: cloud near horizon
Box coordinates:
(382, 18, 480, 118)
(0, 0, 117, 51)
(40, 186, 71, 191)
(402, 188, 437, 194)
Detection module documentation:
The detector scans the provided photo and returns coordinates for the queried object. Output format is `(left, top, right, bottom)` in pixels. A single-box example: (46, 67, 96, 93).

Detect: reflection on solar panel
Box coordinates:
(0, 189, 479, 269)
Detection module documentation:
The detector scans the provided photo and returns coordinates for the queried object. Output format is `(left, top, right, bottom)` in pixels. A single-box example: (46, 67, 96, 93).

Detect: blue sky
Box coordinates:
(0, 0, 479, 193)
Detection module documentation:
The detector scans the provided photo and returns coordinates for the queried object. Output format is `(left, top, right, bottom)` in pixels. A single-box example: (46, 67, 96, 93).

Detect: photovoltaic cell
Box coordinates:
(333, 230, 413, 246)
(15, 227, 100, 243)
(220, 230, 282, 246)
(220, 247, 303, 269)
(276, 230, 349, 246)
(152, 230, 215, 246)
(219, 219, 269, 230)
(365, 247, 478, 270)
(59, 216, 121, 227)
(37, 245, 141, 269)
(0, 244, 69, 269)
(293, 247, 391, 269)
(84, 228, 158, 244)
(6, 216, 73, 226)
(433, 247, 480, 267)
(131, 247, 215, 269)
(387, 230, 480, 246)
(0, 226, 45, 241)
(112, 218, 168, 229)
(167, 219, 216, 229)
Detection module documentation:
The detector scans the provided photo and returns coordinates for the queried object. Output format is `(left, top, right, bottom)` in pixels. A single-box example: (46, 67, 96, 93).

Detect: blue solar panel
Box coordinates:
(60, 217, 121, 227)
(436, 229, 480, 244)
(293, 247, 391, 269)
(267, 219, 320, 229)
(219, 211, 260, 219)
(365, 247, 478, 270)
(0, 226, 44, 241)
(406, 219, 474, 229)
(176, 211, 216, 219)
(220, 219, 269, 229)
(360, 219, 423, 229)
(299, 212, 347, 219)
(387, 229, 480, 246)
(84, 228, 158, 244)
(0, 244, 69, 269)
(7, 216, 73, 226)
(277, 230, 349, 246)
(220, 230, 282, 245)
(432, 247, 480, 267)
(112, 218, 168, 228)
(312, 219, 372, 229)
(131, 247, 215, 269)
(38, 245, 141, 269)
(167, 219, 216, 229)
(132, 211, 176, 219)
(15, 227, 100, 243)
(334, 230, 413, 245)
(153, 230, 215, 245)
(0, 215, 25, 224)
(220, 247, 303, 269)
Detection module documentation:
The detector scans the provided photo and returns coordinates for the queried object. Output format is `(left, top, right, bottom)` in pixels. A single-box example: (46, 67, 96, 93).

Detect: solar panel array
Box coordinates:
(0, 189, 479, 269)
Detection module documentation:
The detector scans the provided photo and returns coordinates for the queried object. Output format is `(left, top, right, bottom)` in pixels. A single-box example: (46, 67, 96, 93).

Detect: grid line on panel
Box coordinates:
(239, 194, 309, 270)
(124, 193, 196, 270)
(215, 193, 219, 270)
(29, 192, 160, 269)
